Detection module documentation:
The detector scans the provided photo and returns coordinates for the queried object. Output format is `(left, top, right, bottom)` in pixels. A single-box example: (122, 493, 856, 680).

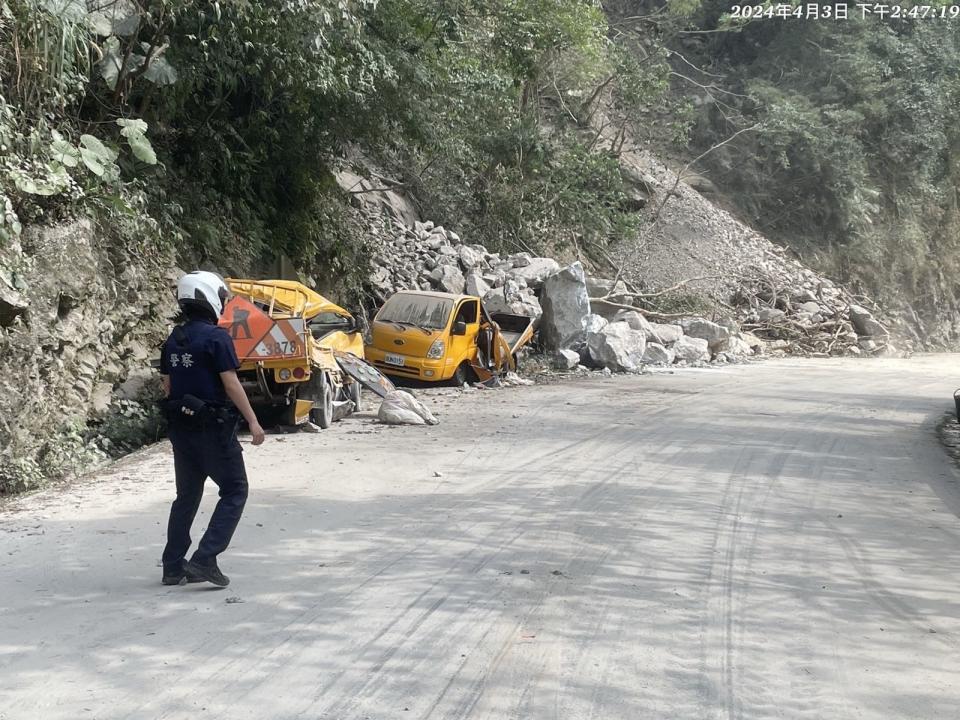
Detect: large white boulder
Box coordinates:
(429, 264, 465, 294)
(554, 349, 581, 370)
(508, 257, 561, 289)
(465, 270, 491, 298)
(458, 245, 485, 271)
(586, 321, 646, 372)
(680, 317, 730, 349)
(642, 342, 674, 365)
(539, 262, 591, 351)
(582, 314, 608, 334)
(482, 286, 542, 318)
(648, 322, 683, 345)
(613, 309, 653, 336)
(673, 335, 710, 363)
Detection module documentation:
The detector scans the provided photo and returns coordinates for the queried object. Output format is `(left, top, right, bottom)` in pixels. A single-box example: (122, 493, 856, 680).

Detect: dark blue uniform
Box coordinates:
(160, 318, 248, 576)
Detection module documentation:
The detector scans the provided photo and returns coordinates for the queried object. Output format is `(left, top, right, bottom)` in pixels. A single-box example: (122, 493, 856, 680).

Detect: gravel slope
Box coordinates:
(2, 358, 959, 719)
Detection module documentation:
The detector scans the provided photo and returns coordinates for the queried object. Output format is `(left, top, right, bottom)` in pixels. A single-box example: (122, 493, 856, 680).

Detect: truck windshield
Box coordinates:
(377, 295, 453, 330)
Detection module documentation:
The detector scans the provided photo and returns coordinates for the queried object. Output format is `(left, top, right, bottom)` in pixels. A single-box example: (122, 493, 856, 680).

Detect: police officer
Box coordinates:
(159, 271, 265, 587)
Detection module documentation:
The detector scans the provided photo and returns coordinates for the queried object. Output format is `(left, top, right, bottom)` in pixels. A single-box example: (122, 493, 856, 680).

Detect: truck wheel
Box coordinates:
(310, 373, 334, 429)
(349, 380, 362, 412)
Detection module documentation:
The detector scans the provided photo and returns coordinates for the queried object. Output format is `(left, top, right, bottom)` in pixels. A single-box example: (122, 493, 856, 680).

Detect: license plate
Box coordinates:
(384, 353, 405, 367)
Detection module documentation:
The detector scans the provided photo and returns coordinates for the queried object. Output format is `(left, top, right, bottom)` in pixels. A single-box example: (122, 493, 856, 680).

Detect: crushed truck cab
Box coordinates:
(220, 279, 366, 427)
(365, 290, 535, 385)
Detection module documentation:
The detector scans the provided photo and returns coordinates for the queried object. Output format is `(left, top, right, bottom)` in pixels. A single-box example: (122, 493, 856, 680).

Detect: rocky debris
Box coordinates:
(429, 264, 465, 295)
(483, 284, 542, 319)
(613, 309, 653, 336)
(715, 335, 755, 357)
(362, 178, 892, 372)
(585, 321, 647, 372)
(368, 221, 546, 319)
(586, 278, 634, 319)
(642, 342, 674, 365)
(848, 305, 889, 339)
(502, 371, 534, 387)
(673, 335, 711, 363)
(540, 262, 591, 351)
(582, 314, 609, 334)
(464, 271, 490, 298)
(553, 349, 581, 370)
(730, 273, 897, 357)
(679, 317, 730, 349)
(648, 322, 683, 345)
(509, 257, 561, 289)
(378, 390, 439, 426)
(603, 147, 903, 357)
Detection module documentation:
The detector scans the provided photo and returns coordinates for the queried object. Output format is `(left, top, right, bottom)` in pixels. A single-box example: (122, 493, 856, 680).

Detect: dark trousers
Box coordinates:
(162, 419, 248, 573)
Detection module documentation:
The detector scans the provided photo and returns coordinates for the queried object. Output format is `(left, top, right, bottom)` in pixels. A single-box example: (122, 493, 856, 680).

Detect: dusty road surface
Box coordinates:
(2, 357, 960, 720)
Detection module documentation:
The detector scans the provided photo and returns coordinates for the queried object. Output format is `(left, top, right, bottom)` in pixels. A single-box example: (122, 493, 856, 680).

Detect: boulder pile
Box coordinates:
(366, 217, 896, 374)
(729, 270, 894, 357)
(368, 220, 556, 319)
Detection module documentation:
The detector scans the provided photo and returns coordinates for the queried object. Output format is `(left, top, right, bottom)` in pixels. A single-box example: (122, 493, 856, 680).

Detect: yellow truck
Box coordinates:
(364, 290, 536, 385)
(220, 279, 374, 427)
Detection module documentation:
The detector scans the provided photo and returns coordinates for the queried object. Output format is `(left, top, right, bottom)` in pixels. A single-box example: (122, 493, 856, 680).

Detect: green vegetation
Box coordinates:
(656, 4, 960, 334)
(1, 0, 674, 292)
(3, 1, 958, 330)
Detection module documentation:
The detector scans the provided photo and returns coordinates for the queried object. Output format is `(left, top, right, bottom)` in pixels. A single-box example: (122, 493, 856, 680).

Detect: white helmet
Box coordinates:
(176, 271, 229, 319)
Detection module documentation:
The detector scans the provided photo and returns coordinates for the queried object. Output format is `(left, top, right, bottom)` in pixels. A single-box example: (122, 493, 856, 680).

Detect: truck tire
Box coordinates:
(310, 373, 334, 429)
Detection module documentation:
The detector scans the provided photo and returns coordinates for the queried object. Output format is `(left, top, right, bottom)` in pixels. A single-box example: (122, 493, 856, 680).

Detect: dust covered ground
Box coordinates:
(2, 357, 959, 719)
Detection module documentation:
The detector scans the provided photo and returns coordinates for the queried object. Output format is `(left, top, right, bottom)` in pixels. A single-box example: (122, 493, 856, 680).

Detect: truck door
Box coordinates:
(448, 299, 480, 373)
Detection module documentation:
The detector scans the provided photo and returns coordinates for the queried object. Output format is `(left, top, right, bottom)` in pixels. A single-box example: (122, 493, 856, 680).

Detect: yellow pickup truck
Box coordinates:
(220, 279, 369, 427)
(364, 290, 536, 385)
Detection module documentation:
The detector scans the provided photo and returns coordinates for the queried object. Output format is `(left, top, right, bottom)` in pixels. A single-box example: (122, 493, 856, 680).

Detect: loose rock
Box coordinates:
(540, 262, 591, 351)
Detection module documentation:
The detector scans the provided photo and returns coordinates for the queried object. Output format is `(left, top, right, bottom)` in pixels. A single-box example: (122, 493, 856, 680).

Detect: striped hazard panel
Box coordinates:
(220, 296, 306, 361)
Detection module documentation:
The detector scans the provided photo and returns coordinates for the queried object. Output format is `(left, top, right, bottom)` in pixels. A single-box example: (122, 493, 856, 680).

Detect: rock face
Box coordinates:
(585, 321, 647, 372)
(539, 262, 591, 351)
(0, 219, 174, 493)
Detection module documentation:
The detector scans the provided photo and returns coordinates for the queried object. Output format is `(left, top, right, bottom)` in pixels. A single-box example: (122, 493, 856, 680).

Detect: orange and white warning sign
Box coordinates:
(220, 296, 306, 361)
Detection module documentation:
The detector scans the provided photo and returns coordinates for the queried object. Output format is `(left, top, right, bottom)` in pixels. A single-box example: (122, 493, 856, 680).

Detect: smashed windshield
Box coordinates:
(377, 295, 453, 330)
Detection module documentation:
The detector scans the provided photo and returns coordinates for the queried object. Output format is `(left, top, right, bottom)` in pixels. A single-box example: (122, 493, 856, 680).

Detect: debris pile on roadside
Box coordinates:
(365, 218, 898, 376)
(378, 389, 440, 426)
(367, 219, 551, 320)
(729, 269, 895, 358)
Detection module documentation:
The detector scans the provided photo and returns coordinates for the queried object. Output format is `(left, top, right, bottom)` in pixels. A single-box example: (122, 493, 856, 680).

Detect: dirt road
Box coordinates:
(2, 357, 959, 719)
